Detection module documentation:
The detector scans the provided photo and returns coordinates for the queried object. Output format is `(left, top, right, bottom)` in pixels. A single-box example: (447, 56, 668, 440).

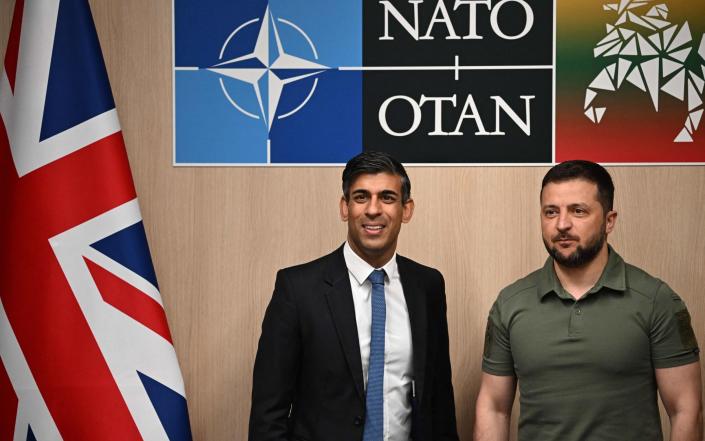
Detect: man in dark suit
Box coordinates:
(249, 151, 458, 441)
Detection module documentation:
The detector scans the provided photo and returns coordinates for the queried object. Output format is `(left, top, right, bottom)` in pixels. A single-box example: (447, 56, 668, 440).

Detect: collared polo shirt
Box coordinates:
(482, 247, 700, 441)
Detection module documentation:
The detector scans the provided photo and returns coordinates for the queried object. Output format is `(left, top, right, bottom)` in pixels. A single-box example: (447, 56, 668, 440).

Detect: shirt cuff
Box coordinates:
(652, 349, 700, 369)
(482, 360, 516, 376)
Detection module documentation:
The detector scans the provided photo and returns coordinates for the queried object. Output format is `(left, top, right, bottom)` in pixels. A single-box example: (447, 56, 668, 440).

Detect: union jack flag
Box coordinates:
(0, 0, 192, 440)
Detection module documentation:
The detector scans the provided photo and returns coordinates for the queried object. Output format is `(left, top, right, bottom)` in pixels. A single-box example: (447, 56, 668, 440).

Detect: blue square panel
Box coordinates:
(174, 0, 362, 164)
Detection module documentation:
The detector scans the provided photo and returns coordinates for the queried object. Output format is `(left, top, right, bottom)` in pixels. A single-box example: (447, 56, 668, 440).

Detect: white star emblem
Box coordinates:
(209, 6, 328, 130)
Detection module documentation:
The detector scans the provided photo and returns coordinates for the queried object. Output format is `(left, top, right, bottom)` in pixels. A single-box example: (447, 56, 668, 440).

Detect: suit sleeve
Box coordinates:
(249, 270, 301, 441)
(431, 272, 460, 440)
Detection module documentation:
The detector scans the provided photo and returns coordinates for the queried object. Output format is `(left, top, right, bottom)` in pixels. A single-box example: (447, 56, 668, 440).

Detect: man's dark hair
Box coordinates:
(342, 151, 411, 203)
(541, 160, 614, 212)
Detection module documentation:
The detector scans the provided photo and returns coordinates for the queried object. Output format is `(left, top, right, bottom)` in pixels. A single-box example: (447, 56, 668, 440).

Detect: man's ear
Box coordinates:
(340, 196, 349, 222)
(402, 199, 414, 224)
(605, 210, 618, 234)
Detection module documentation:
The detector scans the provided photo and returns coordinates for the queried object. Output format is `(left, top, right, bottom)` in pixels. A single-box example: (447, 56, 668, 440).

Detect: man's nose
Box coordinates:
(556, 211, 572, 231)
(366, 196, 382, 216)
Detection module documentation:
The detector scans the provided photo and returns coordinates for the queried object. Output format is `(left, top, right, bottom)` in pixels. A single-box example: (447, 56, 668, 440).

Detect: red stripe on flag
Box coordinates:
(5, 0, 24, 92)
(0, 120, 143, 440)
(1, 130, 137, 239)
(84, 258, 173, 344)
(0, 359, 18, 440)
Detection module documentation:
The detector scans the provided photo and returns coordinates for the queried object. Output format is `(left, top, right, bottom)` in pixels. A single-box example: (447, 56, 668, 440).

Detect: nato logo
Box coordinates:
(174, 0, 362, 164)
(175, 0, 554, 165)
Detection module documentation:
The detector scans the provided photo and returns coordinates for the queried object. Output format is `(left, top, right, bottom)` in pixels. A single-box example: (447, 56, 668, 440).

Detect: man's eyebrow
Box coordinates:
(351, 189, 400, 195)
(541, 202, 590, 209)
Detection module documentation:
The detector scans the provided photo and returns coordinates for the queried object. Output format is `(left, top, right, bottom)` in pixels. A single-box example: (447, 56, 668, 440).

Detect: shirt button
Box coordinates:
(576, 308, 582, 315)
(354, 416, 364, 426)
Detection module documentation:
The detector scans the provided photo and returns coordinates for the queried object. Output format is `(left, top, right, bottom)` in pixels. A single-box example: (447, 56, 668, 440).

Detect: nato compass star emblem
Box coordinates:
(208, 6, 329, 131)
(174, 0, 361, 164)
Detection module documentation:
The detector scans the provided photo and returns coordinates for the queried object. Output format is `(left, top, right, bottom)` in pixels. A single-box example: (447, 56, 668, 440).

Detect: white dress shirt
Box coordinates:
(343, 242, 413, 441)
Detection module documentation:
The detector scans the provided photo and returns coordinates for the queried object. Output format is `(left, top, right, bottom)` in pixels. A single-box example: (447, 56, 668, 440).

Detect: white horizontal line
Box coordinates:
(173, 161, 705, 168)
(338, 65, 553, 71)
(173, 162, 554, 167)
(174, 65, 553, 72)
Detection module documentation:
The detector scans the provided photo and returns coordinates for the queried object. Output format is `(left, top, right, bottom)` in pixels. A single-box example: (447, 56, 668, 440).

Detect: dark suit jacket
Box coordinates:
(249, 245, 459, 441)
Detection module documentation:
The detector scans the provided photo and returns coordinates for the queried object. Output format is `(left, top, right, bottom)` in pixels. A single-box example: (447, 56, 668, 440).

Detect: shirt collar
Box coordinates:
(343, 241, 398, 287)
(538, 244, 627, 300)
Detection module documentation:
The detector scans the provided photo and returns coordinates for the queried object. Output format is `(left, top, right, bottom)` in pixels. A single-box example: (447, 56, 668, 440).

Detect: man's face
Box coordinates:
(540, 179, 616, 268)
(340, 172, 414, 267)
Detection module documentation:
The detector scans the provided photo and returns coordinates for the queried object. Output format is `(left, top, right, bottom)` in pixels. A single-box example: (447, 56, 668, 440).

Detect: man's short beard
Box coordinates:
(543, 227, 607, 268)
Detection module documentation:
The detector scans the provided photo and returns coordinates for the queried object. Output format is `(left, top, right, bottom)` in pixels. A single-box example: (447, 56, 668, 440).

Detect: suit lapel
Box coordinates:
(398, 256, 428, 406)
(323, 246, 365, 402)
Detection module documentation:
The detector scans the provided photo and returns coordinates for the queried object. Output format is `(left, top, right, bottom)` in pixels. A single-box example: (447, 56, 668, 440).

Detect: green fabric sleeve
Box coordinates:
(650, 282, 700, 369)
(481, 300, 516, 376)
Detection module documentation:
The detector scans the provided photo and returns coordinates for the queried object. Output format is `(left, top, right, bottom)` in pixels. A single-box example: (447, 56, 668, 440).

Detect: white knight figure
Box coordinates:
(585, 0, 705, 142)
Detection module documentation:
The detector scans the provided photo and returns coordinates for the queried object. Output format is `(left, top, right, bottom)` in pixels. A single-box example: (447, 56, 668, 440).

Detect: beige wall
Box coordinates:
(2, 1, 704, 440)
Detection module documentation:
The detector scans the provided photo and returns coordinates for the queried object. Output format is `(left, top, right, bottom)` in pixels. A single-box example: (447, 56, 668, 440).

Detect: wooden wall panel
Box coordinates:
(1, 1, 703, 440)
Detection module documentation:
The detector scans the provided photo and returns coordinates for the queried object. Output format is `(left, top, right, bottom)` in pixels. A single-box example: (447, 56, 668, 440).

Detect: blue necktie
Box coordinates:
(363, 269, 386, 441)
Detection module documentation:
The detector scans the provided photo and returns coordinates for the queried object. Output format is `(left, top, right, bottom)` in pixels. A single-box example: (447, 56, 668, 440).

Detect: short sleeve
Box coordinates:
(482, 300, 516, 376)
(650, 282, 700, 369)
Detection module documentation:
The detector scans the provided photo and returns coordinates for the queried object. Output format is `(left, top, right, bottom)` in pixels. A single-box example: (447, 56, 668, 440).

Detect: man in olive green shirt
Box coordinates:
(474, 160, 703, 441)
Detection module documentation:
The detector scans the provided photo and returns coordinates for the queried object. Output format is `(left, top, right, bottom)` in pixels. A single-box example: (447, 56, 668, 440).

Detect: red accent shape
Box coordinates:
(84, 258, 173, 344)
(0, 118, 142, 440)
(0, 359, 18, 441)
(556, 95, 705, 163)
(5, 0, 24, 92)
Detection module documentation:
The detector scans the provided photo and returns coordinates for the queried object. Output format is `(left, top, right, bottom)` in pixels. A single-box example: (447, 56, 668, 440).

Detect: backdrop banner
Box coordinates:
(173, 0, 704, 165)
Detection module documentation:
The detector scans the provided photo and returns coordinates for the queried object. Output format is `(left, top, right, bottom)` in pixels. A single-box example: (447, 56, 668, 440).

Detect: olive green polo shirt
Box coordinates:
(482, 247, 700, 441)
